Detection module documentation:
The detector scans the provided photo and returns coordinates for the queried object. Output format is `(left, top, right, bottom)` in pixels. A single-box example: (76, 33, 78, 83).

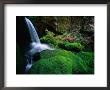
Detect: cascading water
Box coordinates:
(24, 17, 54, 73)
(25, 17, 40, 43)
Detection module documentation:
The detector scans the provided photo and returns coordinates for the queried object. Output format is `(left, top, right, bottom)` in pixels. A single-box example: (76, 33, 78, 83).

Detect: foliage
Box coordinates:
(58, 42, 84, 52)
(28, 16, 94, 35)
(57, 16, 70, 33)
(40, 31, 56, 45)
(40, 31, 64, 47)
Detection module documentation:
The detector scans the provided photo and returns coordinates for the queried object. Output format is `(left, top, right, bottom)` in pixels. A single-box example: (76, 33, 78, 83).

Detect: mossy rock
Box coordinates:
(29, 56, 73, 74)
(71, 55, 86, 74)
(40, 49, 75, 60)
(29, 49, 93, 74)
(77, 52, 94, 68)
(40, 49, 90, 74)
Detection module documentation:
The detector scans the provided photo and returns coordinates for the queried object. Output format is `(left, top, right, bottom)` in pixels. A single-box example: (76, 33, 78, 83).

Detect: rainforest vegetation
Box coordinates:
(16, 16, 94, 74)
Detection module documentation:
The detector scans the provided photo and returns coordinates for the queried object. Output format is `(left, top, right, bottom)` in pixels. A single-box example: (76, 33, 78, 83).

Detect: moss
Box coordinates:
(58, 42, 84, 52)
(40, 49, 75, 60)
(77, 52, 94, 68)
(76, 52, 94, 74)
(29, 49, 93, 74)
(70, 55, 89, 74)
(29, 56, 72, 74)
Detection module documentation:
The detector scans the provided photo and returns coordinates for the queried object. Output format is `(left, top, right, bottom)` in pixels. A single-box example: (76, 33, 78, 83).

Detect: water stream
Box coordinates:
(24, 17, 54, 73)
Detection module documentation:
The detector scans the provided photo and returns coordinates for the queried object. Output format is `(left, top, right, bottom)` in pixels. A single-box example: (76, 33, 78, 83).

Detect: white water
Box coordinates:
(25, 17, 40, 43)
(24, 17, 54, 73)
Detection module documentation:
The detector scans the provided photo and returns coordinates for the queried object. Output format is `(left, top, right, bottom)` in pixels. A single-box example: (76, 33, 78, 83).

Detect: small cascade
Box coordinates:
(25, 17, 40, 43)
(24, 17, 54, 73)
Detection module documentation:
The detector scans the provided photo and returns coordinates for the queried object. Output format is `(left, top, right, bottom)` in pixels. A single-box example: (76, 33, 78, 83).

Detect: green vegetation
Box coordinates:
(77, 52, 94, 68)
(58, 42, 84, 52)
(29, 49, 94, 74)
(40, 49, 75, 59)
(29, 56, 72, 74)
(40, 31, 58, 46)
(71, 55, 87, 74)
(29, 49, 73, 74)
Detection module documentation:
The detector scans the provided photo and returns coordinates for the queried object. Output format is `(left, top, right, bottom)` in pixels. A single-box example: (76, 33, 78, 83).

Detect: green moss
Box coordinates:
(29, 56, 72, 74)
(40, 49, 75, 60)
(70, 55, 89, 74)
(77, 52, 94, 68)
(58, 42, 84, 52)
(76, 52, 94, 74)
(29, 49, 93, 74)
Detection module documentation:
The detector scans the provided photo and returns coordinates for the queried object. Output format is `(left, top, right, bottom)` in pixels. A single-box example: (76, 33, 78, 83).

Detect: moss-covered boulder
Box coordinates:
(40, 49, 75, 60)
(71, 55, 88, 74)
(29, 56, 72, 74)
(28, 49, 92, 74)
(77, 52, 94, 68)
(77, 52, 94, 74)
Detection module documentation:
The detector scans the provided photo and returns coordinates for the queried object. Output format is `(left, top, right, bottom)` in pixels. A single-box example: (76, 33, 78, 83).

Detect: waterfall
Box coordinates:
(25, 17, 40, 43)
(24, 17, 54, 73)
